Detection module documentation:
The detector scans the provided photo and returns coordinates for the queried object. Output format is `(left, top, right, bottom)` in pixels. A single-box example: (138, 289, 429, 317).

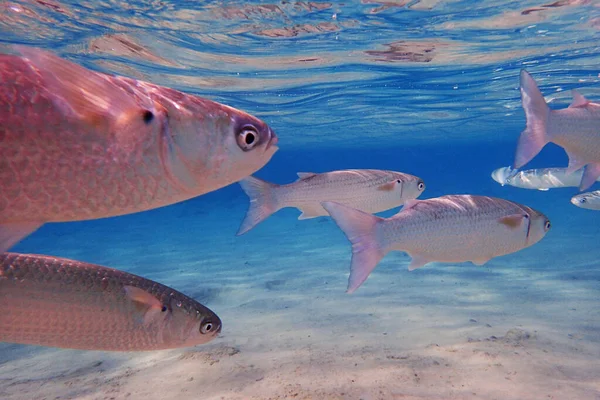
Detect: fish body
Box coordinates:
(0, 47, 278, 251)
(322, 195, 551, 293)
(491, 166, 596, 190)
(571, 190, 600, 210)
(236, 169, 426, 235)
(0, 252, 221, 351)
(513, 69, 600, 191)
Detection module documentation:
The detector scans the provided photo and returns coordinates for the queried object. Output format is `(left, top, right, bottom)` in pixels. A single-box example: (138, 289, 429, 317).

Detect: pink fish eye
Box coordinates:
(237, 125, 260, 151)
(200, 321, 214, 334)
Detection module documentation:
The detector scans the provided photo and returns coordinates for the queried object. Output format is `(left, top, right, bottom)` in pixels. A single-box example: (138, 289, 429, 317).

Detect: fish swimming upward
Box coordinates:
(491, 166, 599, 191)
(236, 169, 426, 235)
(513, 70, 600, 191)
(0, 46, 279, 252)
(571, 190, 600, 210)
(322, 195, 551, 293)
(0, 252, 221, 351)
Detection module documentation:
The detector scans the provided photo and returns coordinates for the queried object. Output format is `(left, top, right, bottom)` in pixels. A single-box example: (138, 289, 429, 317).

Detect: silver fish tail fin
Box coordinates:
(580, 162, 600, 191)
(321, 201, 386, 294)
(236, 176, 280, 236)
(514, 70, 550, 169)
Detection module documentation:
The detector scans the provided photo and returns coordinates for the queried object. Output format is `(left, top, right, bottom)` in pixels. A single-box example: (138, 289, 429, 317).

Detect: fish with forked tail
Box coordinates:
(0, 252, 221, 351)
(0, 46, 279, 252)
(513, 70, 600, 191)
(322, 195, 551, 293)
(236, 169, 425, 235)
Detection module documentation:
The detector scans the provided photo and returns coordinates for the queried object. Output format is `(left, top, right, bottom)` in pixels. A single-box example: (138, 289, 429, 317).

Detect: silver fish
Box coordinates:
(0, 252, 221, 351)
(322, 195, 551, 293)
(571, 190, 600, 210)
(236, 169, 426, 235)
(513, 70, 600, 191)
(491, 166, 597, 191)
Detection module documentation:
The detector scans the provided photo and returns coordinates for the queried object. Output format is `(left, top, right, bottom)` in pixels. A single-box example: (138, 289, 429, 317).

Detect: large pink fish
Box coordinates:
(0, 46, 279, 251)
(0, 252, 221, 351)
(514, 70, 600, 191)
(323, 195, 551, 293)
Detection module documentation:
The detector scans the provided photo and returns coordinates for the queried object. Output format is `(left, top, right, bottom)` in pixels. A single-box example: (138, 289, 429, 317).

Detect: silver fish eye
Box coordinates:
(200, 321, 214, 334)
(417, 181, 425, 191)
(544, 220, 551, 231)
(237, 125, 259, 151)
(580, 197, 587, 203)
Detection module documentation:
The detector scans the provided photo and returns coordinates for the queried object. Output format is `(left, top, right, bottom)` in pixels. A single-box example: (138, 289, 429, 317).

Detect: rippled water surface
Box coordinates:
(2, 0, 599, 147)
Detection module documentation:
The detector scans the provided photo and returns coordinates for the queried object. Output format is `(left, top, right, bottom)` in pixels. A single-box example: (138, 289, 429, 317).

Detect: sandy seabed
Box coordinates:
(0, 198, 599, 400)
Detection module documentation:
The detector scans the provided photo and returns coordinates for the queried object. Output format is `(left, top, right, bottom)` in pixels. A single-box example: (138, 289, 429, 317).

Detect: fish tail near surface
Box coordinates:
(321, 202, 386, 294)
(236, 176, 280, 236)
(514, 70, 551, 169)
(580, 163, 600, 191)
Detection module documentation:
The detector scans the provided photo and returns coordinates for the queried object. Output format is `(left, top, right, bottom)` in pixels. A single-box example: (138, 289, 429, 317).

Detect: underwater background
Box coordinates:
(1, 0, 600, 399)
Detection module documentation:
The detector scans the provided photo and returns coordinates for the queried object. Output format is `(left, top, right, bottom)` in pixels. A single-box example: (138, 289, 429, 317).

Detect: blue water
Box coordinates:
(2, 1, 600, 399)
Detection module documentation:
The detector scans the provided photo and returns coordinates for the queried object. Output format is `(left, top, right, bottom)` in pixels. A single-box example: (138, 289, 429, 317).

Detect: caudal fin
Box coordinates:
(580, 162, 600, 191)
(236, 176, 280, 236)
(321, 201, 386, 294)
(514, 70, 551, 169)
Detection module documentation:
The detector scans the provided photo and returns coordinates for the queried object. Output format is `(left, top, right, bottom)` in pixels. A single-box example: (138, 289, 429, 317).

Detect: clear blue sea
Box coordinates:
(1, 1, 600, 399)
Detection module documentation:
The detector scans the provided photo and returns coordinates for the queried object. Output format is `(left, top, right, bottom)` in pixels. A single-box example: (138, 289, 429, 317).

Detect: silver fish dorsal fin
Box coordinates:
(569, 90, 590, 108)
(296, 172, 317, 180)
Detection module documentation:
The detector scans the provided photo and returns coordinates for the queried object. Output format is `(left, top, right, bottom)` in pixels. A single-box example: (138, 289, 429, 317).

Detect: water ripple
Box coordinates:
(1, 0, 599, 147)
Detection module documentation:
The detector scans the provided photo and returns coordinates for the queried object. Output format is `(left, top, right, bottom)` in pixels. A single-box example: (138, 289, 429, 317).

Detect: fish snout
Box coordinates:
(265, 127, 279, 151)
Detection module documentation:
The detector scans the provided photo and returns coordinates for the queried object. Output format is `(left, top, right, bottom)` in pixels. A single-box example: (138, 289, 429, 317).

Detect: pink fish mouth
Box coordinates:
(265, 129, 279, 151)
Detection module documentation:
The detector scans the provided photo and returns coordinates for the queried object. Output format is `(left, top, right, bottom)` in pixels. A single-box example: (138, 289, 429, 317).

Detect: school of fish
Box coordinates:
(1, 46, 598, 351)
(490, 71, 600, 212)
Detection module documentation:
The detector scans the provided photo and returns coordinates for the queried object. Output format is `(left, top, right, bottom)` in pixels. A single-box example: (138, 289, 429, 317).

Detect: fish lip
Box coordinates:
(265, 128, 279, 151)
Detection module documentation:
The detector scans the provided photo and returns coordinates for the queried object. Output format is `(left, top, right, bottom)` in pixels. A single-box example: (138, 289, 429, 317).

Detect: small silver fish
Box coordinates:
(322, 195, 551, 293)
(236, 169, 426, 235)
(571, 191, 600, 210)
(491, 166, 596, 191)
(513, 70, 600, 191)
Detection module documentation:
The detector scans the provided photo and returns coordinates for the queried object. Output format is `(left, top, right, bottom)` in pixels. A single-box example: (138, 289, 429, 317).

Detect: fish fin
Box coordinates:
(579, 163, 600, 191)
(124, 286, 163, 326)
(377, 182, 395, 191)
(296, 172, 317, 180)
(15, 46, 156, 150)
(321, 201, 386, 294)
(569, 90, 590, 108)
(298, 203, 327, 220)
(565, 150, 587, 174)
(472, 257, 491, 266)
(514, 70, 550, 169)
(0, 222, 43, 252)
(498, 214, 527, 229)
(236, 176, 280, 235)
(407, 254, 431, 271)
(402, 199, 420, 210)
